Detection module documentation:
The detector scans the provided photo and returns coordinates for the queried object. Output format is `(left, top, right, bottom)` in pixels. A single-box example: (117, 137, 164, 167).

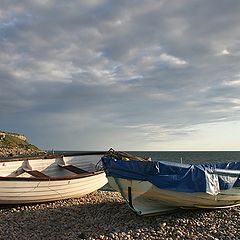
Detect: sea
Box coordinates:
(130, 151, 240, 164)
(56, 151, 240, 164)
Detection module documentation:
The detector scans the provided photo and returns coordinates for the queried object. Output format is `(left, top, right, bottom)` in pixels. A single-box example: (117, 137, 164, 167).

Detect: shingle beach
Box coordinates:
(1, 190, 240, 240)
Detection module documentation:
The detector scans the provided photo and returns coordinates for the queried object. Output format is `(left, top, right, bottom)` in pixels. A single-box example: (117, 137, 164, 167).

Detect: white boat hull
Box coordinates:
(108, 177, 240, 215)
(0, 153, 108, 204)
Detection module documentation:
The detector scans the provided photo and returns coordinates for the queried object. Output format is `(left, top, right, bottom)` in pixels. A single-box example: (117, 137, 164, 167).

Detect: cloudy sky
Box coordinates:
(1, 0, 240, 151)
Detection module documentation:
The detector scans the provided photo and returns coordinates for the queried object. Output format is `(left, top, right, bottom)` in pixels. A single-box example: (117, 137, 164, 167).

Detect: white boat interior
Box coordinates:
(0, 153, 107, 204)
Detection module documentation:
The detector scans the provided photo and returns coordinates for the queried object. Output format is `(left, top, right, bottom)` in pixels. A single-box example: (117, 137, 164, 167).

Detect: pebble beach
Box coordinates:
(1, 190, 240, 240)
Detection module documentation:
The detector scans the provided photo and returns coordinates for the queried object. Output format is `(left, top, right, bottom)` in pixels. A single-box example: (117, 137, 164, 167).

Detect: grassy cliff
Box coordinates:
(0, 132, 42, 157)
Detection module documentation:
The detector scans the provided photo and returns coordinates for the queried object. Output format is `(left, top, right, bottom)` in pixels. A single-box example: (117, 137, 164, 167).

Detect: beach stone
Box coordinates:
(1, 191, 240, 240)
(161, 222, 167, 227)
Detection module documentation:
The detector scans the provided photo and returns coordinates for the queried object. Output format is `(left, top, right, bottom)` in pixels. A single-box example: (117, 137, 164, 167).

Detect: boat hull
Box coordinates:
(0, 153, 107, 204)
(0, 173, 107, 204)
(108, 176, 240, 215)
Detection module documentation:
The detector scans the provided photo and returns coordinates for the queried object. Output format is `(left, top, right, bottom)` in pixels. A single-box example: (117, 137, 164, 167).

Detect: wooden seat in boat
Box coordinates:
(23, 169, 49, 178)
(58, 164, 89, 174)
(21, 160, 50, 178)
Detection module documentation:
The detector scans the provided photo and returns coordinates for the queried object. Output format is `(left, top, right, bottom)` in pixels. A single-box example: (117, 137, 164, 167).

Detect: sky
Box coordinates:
(1, 0, 240, 151)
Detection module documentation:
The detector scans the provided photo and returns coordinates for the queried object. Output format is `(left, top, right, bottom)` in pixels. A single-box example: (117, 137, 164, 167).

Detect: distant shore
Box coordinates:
(0, 147, 45, 158)
(0, 131, 43, 158)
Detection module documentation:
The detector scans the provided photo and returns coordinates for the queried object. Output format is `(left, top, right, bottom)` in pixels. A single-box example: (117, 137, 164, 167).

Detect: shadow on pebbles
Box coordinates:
(1, 191, 240, 240)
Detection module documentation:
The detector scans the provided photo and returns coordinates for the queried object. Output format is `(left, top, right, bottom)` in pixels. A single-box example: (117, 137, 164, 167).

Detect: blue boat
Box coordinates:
(102, 149, 240, 215)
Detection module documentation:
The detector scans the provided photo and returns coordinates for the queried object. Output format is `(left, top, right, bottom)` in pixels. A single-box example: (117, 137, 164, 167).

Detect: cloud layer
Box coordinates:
(1, 0, 240, 150)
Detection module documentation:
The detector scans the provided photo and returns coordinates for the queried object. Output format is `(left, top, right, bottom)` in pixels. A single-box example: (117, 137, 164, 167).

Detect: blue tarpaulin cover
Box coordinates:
(101, 156, 240, 195)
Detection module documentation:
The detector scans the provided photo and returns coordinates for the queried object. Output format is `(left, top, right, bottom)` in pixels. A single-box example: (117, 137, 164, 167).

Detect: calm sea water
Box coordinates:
(129, 151, 240, 164)
(57, 151, 240, 164)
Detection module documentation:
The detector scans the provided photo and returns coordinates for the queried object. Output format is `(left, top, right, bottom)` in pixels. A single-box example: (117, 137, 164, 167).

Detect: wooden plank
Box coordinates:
(24, 170, 49, 179)
(58, 165, 89, 174)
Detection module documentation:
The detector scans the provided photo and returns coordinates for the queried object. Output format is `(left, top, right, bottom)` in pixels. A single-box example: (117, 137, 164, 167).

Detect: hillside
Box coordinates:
(0, 131, 43, 157)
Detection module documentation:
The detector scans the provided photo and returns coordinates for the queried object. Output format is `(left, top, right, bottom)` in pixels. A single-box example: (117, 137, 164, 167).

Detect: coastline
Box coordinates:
(0, 147, 44, 158)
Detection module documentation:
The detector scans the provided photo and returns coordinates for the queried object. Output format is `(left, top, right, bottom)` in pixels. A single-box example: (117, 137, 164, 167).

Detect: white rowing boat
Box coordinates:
(0, 152, 107, 204)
